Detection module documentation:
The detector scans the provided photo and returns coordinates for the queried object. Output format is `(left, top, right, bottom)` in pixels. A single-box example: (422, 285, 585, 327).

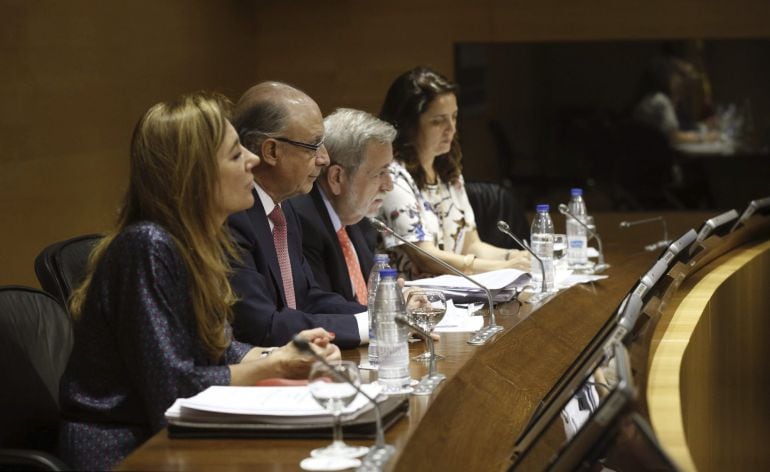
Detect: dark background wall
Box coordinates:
(455, 39, 770, 208)
(2, 0, 769, 287)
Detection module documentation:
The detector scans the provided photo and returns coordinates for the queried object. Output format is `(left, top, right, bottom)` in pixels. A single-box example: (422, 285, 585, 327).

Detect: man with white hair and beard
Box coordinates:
(290, 108, 395, 304)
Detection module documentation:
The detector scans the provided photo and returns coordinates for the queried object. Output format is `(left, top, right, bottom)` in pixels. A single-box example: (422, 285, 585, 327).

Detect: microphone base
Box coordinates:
(569, 260, 610, 275)
(412, 373, 446, 396)
(644, 240, 672, 252)
(527, 291, 556, 304)
(467, 324, 504, 345)
(358, 444, 397, 471)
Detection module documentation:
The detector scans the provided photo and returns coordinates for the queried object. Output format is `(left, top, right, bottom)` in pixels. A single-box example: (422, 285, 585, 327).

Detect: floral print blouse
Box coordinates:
(378, 160, 476, 278)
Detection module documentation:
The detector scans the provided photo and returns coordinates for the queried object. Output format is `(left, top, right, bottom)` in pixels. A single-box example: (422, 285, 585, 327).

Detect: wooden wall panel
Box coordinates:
(0, 0, 258, 286)
(1, 0, 768, 287)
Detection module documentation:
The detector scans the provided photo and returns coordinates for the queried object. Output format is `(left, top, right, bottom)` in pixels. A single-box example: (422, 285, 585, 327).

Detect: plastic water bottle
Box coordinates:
(530, 204, 555, 292)
(566, 188, 588, 267)
(373, 268, 410, 390)
(367, 253, 390, 366)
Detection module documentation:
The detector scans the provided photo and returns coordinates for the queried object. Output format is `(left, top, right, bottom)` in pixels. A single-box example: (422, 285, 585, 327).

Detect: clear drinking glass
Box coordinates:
(585, 215, 596, 240)
(552, 233, 568, 272)
(406, 290, 447, 362)
(307, 360, 369, 460)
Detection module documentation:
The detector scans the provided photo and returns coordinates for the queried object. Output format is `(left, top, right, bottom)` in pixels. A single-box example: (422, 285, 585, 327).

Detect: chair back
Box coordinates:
(465, 181, 530, 248)
(0, 286, 73, 451)
(34, 234, 101, 309)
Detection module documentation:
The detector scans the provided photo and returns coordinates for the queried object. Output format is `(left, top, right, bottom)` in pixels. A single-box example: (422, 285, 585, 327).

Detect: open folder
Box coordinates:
(164, 385, 408, 439)
(405, 268, 531, 303)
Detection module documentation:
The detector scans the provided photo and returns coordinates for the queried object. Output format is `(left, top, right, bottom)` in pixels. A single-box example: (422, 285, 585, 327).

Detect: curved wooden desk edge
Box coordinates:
(646, 238, 770, 471)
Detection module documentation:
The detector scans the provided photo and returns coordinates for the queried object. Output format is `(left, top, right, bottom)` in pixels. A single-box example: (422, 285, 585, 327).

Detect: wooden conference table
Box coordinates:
(118, 212, 718, 471)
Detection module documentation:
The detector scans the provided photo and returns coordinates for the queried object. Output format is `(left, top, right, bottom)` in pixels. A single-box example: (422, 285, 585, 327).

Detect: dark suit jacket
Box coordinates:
(289, 185, 376, 303)
(227, 189, 365, 349)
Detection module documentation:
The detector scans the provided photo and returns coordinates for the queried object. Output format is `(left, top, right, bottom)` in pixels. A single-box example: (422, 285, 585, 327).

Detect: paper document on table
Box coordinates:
(405, 269, 531, 303)
(524, 268, 607, 294)
(434, 300, 485, 333)
(406, 268, 529, 290)
(165, 384, 382, 425)
(559, 273, 607, 289)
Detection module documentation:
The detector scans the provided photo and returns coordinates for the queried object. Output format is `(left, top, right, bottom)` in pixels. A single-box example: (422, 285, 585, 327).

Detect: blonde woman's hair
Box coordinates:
(70, 92, 239, 361)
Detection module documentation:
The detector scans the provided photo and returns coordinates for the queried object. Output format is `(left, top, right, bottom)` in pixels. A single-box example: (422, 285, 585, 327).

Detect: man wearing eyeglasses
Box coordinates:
(290, 108, 395, 304)
(227, 82, 368, 350)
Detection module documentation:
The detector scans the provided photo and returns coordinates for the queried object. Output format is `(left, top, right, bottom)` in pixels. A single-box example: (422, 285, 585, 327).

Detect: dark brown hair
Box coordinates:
(379, 66, 462, 189)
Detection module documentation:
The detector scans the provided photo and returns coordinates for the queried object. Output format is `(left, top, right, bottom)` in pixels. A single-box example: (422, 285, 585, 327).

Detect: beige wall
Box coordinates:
(1, 0, 768, 287)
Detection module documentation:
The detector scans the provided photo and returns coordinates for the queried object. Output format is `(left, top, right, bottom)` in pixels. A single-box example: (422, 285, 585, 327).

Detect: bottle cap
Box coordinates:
(378, 268, 398, 278)
(571, 188, 583, 196)
(536, 204, 550, 213)
(374, 253, 390, 263)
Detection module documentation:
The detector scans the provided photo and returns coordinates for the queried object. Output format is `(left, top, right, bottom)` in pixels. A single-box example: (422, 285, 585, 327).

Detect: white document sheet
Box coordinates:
(433, 300, 485, 333)
(405, 268, 529, 291)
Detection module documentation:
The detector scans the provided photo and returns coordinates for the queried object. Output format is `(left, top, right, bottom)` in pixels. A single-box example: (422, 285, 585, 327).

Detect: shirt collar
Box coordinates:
(253, 181, 277, 215)
(253, 182, 281, 232)
(318, 186, 343, 232)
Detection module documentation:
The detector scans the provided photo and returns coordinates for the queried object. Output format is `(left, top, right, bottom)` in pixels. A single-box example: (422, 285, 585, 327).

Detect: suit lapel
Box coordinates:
(310, 186, 354, 300)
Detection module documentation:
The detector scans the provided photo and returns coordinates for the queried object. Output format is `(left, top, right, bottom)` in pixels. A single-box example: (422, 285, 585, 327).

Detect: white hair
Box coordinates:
(323, 108, 396, 174)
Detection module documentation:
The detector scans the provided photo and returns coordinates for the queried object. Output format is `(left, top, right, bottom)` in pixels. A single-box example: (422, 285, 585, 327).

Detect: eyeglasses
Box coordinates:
(272, 136, 324, 152)
(244, 129, 324, 152)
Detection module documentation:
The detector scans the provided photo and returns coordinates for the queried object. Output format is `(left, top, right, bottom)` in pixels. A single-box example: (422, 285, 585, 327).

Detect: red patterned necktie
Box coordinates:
(336, 226, 368, 305)
(268, 205, 296, 309)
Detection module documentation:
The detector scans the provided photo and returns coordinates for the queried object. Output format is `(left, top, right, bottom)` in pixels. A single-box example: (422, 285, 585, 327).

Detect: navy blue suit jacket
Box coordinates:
(227, 190, 365, 349)
(290, 185, 376, 303)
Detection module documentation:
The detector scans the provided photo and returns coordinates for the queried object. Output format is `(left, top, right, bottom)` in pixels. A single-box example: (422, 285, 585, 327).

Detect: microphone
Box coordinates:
(692, 209, 739, 256)
(731, 196, 770, 233)
(632, 259, 668, 300)
(496, 220, 547, 294)
(659, 228, 697, 266)
(557, 204, 610, 272)
(369, 218, 503, 346)
(618, 216, 670, 252)
(292, 335, 396, 468)
(394, 314, 443, 392)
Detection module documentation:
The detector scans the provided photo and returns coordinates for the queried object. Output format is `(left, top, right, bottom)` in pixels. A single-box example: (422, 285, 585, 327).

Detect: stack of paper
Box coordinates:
(405, 268, 531, 303)
(165, 384, 382, 426)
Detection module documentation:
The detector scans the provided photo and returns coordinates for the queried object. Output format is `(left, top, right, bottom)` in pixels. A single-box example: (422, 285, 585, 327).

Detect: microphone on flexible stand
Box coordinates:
(618, 216, 670, 252)
(368, 218, 503, 346)
(731, 196, 770, 233)
(496, 221, 547, 294)
(394, 314, 443, 395)
(292, 335, 396, 470)
(557, 204, 610, 273)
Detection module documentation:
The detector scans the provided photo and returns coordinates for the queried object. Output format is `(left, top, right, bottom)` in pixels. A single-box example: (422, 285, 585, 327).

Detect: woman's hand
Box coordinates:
(504, 250, 531, 271)
(270, 328, 341, 379)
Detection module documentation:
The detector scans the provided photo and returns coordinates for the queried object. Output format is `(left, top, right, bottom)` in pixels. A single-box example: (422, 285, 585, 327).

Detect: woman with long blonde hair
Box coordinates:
(58, 93, 339, 469)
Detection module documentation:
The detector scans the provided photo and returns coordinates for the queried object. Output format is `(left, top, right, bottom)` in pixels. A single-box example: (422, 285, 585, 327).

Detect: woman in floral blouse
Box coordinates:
(378, 66, 529, 279)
